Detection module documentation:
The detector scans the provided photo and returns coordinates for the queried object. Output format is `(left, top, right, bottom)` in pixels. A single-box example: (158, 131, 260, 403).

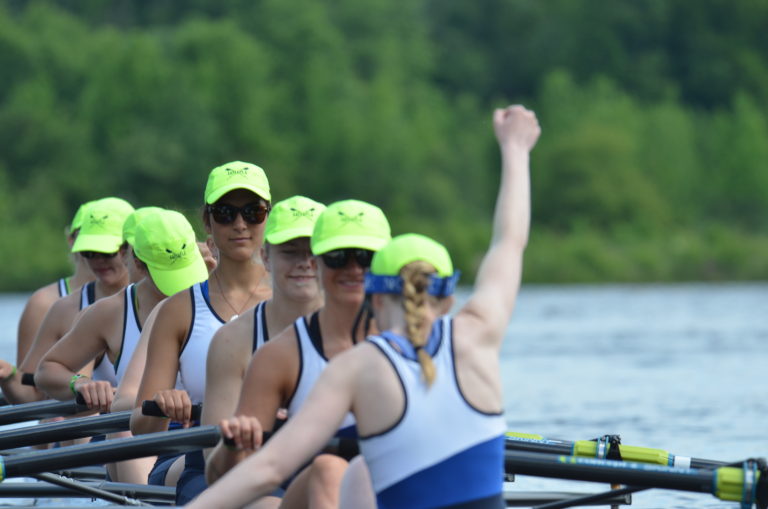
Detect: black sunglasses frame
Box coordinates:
(208, 202, 271, 225)
(321, 248, 374, 269)
(80, 251, 119, 260)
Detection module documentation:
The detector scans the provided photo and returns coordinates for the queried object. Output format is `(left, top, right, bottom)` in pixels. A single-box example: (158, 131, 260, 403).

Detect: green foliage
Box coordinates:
(1, 0, 768, 289)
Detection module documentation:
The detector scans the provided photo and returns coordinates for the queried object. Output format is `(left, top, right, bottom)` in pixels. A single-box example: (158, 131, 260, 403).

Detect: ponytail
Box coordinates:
(401, 261, 436, 386)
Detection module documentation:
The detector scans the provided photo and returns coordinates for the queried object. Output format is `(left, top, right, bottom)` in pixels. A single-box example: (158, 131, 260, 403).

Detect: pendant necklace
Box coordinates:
(214, 271, 257, 321)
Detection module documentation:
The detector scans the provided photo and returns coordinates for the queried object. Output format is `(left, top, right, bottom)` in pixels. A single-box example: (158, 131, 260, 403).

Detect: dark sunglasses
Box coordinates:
(208, 202, 270, 225)
(81, 251, 119, 260)
(321, 249, 374, 269)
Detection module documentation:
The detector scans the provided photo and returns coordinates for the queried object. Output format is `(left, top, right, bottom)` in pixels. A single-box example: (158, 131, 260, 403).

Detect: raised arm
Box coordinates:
(457, 105, 540, 346)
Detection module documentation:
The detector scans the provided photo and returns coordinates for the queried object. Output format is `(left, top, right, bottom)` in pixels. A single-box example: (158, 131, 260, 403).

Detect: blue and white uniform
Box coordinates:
(79, 281, 96, 310)
(288, 312, 356, 437)
(252, 301, 269, 351)
(113, 284, 142, 384)
(178, 281, 226, 404)
(57, 277, 70, 297)
(360, 316, 506, 509)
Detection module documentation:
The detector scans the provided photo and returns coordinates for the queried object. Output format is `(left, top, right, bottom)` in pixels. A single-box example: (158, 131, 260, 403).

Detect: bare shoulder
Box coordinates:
(45, 291, 82, 324)
(210, 311, 255, 352)
(152, 288, 193, 327)
(258, 323, 299, 363)
(24, 282, 61, 313)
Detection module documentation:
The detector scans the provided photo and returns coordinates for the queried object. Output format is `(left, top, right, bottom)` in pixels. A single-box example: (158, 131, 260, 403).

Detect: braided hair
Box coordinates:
(401, 261, 436, 386)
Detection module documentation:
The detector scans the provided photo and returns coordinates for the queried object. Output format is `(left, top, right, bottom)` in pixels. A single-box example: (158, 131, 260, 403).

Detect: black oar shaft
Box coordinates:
(1, 425, 221, 479)
(505, 451, 715, 494)
(33, 472, 149, 506)
(0, 399, 89, 425)
(0, 411, 131, 450)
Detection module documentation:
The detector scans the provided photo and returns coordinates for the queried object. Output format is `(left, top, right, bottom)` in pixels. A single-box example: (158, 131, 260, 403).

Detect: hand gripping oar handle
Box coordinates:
(220, 430, 360, 460)
(141, 400, 203, 422)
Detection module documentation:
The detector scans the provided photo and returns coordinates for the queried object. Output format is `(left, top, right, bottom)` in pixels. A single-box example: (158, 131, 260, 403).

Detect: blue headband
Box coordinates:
(364, 271, 461, 297)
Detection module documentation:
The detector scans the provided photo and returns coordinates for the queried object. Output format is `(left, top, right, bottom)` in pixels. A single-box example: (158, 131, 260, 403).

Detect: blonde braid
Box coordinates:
(401, 261, 436, 386)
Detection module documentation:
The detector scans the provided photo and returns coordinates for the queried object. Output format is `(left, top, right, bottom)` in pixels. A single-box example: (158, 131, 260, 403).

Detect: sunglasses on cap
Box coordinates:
(81, 251, 119, 260)
(208, 202, 270, 225)
(321, 249, 374, 269)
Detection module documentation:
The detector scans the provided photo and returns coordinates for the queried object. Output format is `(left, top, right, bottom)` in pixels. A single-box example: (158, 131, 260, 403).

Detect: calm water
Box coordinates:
(1, 283, 766, 508)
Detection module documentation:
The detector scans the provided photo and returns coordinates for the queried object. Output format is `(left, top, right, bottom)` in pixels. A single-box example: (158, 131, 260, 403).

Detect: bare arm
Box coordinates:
(457, 105, 540, 347)
(201, 317, 253, 457)
(205, 330, 297, 483)
(130, 295, 191, 435)
(2, 295, 79, 403)
(16, 283, 59, 365)
(35, 296, 119, 409)
(193, 354, 354, 508)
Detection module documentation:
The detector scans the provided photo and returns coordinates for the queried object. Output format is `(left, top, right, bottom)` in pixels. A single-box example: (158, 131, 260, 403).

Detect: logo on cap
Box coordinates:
(225, 166, 250, 179)
(291, 207, 318, 220)
(165, 243, 188, 264)
(89, 214, 108, 227)
(338, 210, 364, 225)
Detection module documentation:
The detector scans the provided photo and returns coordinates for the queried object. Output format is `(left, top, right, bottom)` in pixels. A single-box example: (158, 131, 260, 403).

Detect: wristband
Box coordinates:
(69, 374, 86, 395)
(1, 365, 16, 383)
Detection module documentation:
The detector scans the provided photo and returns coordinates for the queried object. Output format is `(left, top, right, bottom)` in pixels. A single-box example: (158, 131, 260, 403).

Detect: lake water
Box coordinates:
(1, 283, 766, 508)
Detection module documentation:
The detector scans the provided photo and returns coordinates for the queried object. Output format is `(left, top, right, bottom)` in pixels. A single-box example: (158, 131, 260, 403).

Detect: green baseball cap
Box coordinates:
(365, 233, 460, 297)
(311, 199, 391, 255)
(265, 196, 326, 245)
(371, 233, 454, 277)
(133, 210, 209, 296)
(204, 161, 271, 204)
(71, 197, 135, 253)
(70, 200, 99, 233)
(123, 207, 165, 246)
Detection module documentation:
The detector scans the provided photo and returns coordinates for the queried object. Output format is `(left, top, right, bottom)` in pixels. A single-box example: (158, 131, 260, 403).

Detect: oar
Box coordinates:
(0, 398, 90, 426)
(506, 431, 725, 469)
(504, 449, 767, 508)
(0, 410, 131, 450)
(0, 425, 221, 480)
(0, 479, 174, 503)
(31, 472, 150, 506)
(141, 399, 203, 421)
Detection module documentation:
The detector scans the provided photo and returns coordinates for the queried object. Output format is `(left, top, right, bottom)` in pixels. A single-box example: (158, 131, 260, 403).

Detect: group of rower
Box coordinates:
(0, 104, 540, 508)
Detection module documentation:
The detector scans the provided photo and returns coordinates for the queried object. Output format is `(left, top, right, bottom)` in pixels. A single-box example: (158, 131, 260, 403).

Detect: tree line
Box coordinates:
(1, 0, 767, 290)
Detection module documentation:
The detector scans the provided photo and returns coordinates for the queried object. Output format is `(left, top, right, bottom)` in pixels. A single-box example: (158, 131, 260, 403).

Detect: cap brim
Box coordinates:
(312, 235, 389, 255)
(265, 228, 313, 245)
(148, 257, 209, 297)
(206, 183, 271, 204)
(72, 234, 123, 254)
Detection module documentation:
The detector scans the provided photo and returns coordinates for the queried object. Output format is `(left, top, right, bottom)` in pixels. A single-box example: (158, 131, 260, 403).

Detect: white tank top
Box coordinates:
(177, 281, 225, 404)
(57, 278, 69, 297)
(79, 281, 95, 310)
(252, 301, 269, 352)
(360, 317, 506, 505)
(287, 313, 356, 436)
(112, 284, 142, 384)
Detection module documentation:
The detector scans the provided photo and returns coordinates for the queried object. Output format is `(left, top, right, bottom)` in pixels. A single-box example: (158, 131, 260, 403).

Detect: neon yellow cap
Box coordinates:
(123, 207, 165, 246)
(371, 233, 454, 277)
(204, 161, 271, 204)
(70, 200, 96, 233)
(71, 197, 135, 253)
(265, 196, 326, 245)
(311, 199, 391, 255)
(133, 210, 209, 296)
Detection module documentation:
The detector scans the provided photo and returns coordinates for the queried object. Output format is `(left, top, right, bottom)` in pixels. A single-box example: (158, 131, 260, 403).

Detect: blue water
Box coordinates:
(1, 283, 766, 508)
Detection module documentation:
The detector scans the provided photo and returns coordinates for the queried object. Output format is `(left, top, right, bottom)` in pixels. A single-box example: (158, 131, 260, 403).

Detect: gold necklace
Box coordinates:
(214, 271, 257, 321)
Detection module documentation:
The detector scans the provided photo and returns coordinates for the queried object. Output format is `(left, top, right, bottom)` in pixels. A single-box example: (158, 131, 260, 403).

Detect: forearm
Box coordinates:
(0, 372, 44, 404)
(205, 443, 251, 485)
(492, 146, 531, 249)
(192, 453, 281, 508)
(129, 407, 170, 436)
(35, 361, 80, 401)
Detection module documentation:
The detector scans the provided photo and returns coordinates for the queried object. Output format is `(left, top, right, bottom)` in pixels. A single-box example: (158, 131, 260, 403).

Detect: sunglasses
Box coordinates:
(321, 249, 374, 269)
(81, 251, 119, 260)
(208, 202, 270, 225)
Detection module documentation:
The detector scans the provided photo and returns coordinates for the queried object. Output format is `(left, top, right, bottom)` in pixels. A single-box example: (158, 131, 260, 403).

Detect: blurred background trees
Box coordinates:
(1, 0, 767, 289)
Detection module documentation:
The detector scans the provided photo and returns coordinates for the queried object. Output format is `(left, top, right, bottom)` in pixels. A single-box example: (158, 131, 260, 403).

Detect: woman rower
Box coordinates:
(130, 162, 272, 492)
(35, 209, 209, 483)
(188, 104, 540, 509)
(1, 197, 135, 404)
(0, 201, 96, 393)
(173, 196, 327, 504)
(205, 199, 391, 509)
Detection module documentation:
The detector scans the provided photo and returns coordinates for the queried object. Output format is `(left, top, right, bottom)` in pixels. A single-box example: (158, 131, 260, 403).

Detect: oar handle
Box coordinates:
(141, 400, 203, 421)
(21, 373, 35, 386)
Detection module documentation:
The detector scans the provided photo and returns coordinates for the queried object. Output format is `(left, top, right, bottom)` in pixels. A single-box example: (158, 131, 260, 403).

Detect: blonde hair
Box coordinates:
(400, 261, 437, 386)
